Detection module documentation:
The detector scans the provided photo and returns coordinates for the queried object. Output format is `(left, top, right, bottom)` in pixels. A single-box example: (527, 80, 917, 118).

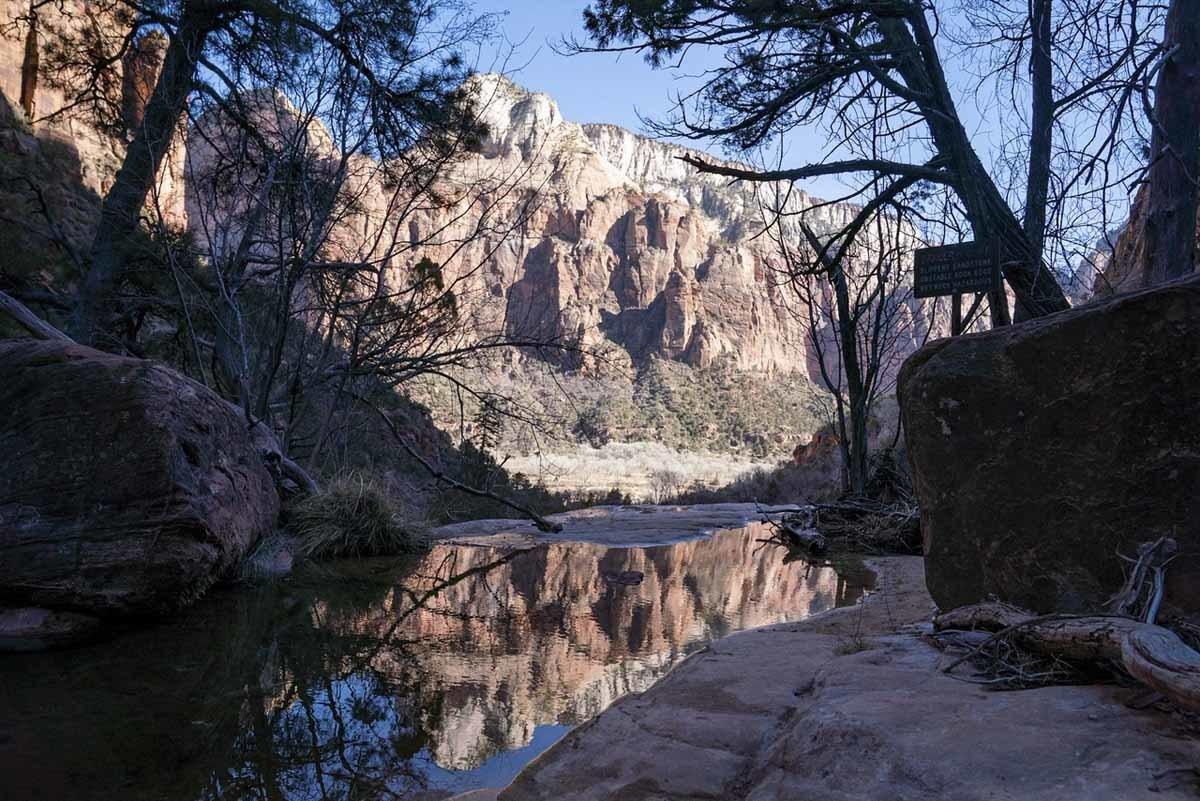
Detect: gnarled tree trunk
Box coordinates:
(1141, 0, 1200, 286)
(937, 602, 1200, 712)
(877, 15, 1067, 322)
(74, 4, 216, 347)
(19, 5, 38, 119)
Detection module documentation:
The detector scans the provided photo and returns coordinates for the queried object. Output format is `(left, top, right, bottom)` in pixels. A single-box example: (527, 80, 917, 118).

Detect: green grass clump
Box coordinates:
(290, 474, 429, 559)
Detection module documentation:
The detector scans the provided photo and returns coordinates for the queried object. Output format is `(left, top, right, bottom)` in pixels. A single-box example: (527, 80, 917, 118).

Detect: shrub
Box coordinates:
(289, 474, 429, 559)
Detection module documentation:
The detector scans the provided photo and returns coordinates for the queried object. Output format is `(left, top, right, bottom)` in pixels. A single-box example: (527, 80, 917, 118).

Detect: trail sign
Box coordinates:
(913, 240, 1001, 299)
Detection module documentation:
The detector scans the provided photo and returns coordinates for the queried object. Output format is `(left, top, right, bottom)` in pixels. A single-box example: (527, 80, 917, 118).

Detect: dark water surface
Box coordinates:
(0, 522, 870, 801)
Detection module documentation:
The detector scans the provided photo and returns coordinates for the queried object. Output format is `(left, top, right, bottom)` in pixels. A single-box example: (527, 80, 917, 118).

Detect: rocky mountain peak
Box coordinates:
(464, 73, 831, 242)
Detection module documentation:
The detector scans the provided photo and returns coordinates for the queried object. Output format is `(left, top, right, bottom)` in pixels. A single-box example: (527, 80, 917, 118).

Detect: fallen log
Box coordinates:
(0, 288, 71, 341)
(935, 602, 1200, 711)
(778, 520, 827, 554)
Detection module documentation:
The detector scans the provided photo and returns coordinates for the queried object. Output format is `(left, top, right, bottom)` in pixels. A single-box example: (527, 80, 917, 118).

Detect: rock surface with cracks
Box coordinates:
(899, 273, 1200, 615)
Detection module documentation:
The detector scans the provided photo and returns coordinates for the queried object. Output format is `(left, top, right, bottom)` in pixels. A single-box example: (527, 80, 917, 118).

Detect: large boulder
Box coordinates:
(0, 339, 279, 625)
(898, 275, 1200, 615)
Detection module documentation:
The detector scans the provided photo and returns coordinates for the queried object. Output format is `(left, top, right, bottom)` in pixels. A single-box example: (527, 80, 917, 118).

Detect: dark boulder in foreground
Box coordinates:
(899, 275, 1200, 615)
(0, 340, 279, 637)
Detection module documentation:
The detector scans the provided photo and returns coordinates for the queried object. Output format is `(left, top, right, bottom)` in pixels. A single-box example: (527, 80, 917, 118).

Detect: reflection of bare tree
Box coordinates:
(0, 528, 866, 801)
(199, 547, 531, 801)
(358, 525, 857, 771)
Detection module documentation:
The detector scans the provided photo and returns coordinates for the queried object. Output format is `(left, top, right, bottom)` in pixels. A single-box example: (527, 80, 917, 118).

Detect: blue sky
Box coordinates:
(468, 1, 852, 198)
(471, 2, 695, 132)
(460, 2, 1137, 283)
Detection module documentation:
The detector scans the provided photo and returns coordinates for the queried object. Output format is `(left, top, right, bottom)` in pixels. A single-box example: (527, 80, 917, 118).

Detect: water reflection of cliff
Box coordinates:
(329, 522, 864, 773)
(0, 523, 867, 801)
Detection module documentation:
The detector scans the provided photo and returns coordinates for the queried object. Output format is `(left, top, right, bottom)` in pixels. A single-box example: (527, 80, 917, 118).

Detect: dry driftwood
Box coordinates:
(812, 499, 921, 554)
(935, 602, 1200, 712)
(777, 520, 828, 554)
(757, 500, 920, 557)
(1107, 537, 1178, 623)
(757, 507, 827, 556)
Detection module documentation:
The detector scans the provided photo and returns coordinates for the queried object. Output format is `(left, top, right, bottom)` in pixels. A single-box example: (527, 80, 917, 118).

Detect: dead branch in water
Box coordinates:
(757, 506, 827, 556)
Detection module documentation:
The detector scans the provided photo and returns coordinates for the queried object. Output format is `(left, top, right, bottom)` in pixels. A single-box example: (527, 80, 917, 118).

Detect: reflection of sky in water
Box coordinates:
(0, 523, 870, 801)
(416, 724, 571, 793)
(220, 671, 570, 798)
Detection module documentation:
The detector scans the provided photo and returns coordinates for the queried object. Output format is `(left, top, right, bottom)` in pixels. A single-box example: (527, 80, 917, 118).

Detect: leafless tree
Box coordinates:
(15, 0, 496, 348)
(763, 176, 933, 495)
(168, 57, 574, 479)
(6, 1, 591, 495)
(571, 0, 1191, 322)
(949, 0, 1168, 294)
(1138, 0, 1199, 285)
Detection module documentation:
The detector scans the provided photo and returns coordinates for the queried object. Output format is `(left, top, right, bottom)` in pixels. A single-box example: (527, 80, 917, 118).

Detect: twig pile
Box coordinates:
(931, 539, 1200, 711)
(756, 498, 921, 559)
(810, 499, 921, 554)
(930, 617, 1101, 690)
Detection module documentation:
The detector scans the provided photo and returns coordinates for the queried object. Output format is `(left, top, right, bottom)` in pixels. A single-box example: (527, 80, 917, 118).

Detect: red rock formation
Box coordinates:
(383, 74, 868, 376)
(0, 339, 279, 621)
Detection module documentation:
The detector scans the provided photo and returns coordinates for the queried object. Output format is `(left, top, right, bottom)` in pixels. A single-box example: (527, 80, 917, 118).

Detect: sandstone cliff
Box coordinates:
(0, 2, 185, 282)
(0, 18, 928, 462)
(395, 73, 840, 376)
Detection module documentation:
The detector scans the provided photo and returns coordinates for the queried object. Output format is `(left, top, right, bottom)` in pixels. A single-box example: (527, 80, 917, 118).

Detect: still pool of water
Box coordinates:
(0, 522, 870, 801)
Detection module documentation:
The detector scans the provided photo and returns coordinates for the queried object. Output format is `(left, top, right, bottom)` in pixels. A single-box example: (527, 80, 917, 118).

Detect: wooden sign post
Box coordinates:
(913, 239, 1003, 336)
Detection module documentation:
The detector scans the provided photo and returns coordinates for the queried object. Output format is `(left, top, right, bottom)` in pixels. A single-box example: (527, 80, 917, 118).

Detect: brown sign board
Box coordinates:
(913, 240, 1001, 299)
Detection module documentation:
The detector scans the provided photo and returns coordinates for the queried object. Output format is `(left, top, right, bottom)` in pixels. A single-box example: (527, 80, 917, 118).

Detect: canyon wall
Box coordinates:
(1, 7, 938, 459)
(0, 2, 185, 268)
(389, 73, 839, 376)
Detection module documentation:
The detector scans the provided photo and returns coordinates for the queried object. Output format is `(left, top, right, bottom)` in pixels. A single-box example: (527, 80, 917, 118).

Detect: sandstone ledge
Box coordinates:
(471, 557, 1200, 801)
(431, 503, 803, 549)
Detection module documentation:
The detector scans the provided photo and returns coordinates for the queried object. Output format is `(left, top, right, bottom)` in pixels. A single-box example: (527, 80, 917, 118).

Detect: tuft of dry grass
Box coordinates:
(289, 474, 429, 559)
(833, 634, 874, 656)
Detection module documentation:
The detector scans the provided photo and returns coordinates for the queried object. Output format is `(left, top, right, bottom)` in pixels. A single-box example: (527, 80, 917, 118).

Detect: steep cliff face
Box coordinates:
(0, 34, 912, 459)
(408, 74, 846, 375)
(0, 4, 185, 275)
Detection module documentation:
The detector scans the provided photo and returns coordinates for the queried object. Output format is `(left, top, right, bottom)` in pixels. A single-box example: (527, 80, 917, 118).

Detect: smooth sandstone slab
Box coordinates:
(496, 558, 1200, 801)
